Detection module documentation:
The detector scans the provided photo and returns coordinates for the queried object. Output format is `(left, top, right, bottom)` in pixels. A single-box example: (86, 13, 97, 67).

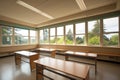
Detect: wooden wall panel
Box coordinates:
(39, 45, 120, 56)
(0, 45, 37, 53)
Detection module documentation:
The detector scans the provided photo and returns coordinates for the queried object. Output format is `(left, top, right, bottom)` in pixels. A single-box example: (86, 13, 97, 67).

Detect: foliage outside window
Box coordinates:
(30, 30, 37, 44)
(40, 29, 49, 44)
(2, 26, 12, 45)
(65, 24, 73, 45)
(15, 28, 28, 44)
(88, 20, 100, 46)
(75, 22, 85, 45)
(103, 17, 119, 47)
(50, 28, 56, 44)
(56, 26, 64, 44)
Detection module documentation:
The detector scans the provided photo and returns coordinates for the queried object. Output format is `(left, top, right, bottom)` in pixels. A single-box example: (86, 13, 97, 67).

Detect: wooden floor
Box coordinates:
(0, 54, 120, 80)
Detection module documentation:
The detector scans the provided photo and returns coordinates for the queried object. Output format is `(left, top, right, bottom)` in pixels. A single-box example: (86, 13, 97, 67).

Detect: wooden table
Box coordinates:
(34, 48, 56, 58)
(34, 57, 90, 80)
(64, 51, 97, 73)
(14, 51, 39, 71)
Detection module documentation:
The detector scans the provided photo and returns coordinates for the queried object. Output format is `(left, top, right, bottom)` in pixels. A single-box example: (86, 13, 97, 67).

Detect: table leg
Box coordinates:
(36, 64, 44, 80)
(30, 54, 39, 71)
(51, 51, 56, 58)
(15, 54, 21, 65)
(65, 55, 69, 61)
(95, 58, 97, 74)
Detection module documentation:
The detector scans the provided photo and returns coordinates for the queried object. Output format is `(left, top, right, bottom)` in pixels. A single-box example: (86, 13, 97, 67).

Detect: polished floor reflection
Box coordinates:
(0, 55, 120, 80)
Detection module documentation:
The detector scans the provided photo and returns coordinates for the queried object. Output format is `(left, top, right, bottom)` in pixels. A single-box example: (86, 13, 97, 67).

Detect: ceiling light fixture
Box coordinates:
(16, 0, 54, 19)
(75, 0, 87, 11)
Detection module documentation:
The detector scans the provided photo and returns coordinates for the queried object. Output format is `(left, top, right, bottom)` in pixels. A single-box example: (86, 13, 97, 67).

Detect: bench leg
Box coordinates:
(95, 58, 97, 74)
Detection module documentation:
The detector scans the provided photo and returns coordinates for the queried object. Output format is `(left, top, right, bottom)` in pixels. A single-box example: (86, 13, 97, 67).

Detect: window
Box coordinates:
(103, 17, 119, 47)
(15, 28, 28, 44)
(65, 24, 73, 45)
(50, 28, 56, 44)
(75, 22, 85, 45)
(30, 30, 37, 44)
(40, 28, 49, 44)
(88, 20, 100, 46)
(2, 26, 12, 45)
(56, 26, 64, 44)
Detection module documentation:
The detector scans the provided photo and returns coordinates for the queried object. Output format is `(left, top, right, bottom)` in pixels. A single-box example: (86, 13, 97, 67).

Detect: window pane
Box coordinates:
(14, 28, 28, 44)
(40, 30, 44, 43)
(50, 28, 55, 36)
(2, 36, 11, 45)
(103, 17, 119, 32)
(65, 24, 73, 44)
(75, 22, 85, 34)
(30, 37, 36, 44)
(57, 26, 63, 35)
(88, 20, 100, 45)
(15, 28, 28, 36)
(56, 36, 64, 44)
(57, 26, 64, 44)
(50, 28, 55, 44)
(50, 36, 55, 44)
(76, 35, 85, 45)
(2, 26, 12, 35)
(43, 29, 49, 43)
(30, 30, 36, 44)
(40, 29, 49, 44)
(103, 33, 118, 46)
(30, 30, 36, 36)
(15, 36, 28, 44)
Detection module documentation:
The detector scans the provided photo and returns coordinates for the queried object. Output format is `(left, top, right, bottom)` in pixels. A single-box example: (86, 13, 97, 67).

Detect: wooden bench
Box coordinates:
(34, 57, 90, 80)
(14, 51, 39, 71)
(32, 48, 56, 58)
(64, 51, 97, 74)
(32, 48, 67, 58)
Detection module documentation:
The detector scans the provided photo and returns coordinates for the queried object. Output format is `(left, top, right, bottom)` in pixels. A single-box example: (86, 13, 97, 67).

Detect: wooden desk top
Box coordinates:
(34, 57, 90, 79)
(65, 51, 97, 58)
(15, 51, 38, 57)
(35, 48, 55, 52)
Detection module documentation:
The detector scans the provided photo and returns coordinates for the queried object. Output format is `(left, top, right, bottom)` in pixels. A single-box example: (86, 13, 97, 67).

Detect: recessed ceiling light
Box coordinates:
(16, 0, 54, 19)
(75, 0, 87, 11)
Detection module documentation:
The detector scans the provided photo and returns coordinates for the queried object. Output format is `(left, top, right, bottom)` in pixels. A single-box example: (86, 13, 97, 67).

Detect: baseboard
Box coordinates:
(0, 54, 14, 58)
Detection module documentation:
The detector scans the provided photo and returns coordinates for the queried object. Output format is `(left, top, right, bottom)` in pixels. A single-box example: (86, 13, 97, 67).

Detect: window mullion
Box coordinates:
(73, 24, 75, 45)
(12, 27, 15, 45)
(64, 25, 65, 45)
(118, 16, 120, 47)
(0, 26, 2, 46)
(85, 21, 88, 46)
(100, 18, 103, 46)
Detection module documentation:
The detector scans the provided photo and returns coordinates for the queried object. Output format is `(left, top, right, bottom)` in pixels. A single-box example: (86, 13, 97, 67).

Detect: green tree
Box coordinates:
(76, 37, 84, 44)
(56, 37, 64, 44)
(109, 35, 118, 45)
(88, 36, 100, 45)
(66, 29, 73, 40)
(66, 29, 73, 44)
(2, 27, 12, 45)
(88, 20, 100, 45)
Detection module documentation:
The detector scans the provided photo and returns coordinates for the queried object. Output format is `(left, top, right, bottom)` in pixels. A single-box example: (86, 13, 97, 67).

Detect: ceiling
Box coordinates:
(0, 0, 117, 27)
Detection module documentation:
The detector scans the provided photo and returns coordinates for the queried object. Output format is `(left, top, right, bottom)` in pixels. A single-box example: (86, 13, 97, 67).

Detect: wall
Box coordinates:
(0, 44, 37, 54)
(117, 0, 120, 10)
